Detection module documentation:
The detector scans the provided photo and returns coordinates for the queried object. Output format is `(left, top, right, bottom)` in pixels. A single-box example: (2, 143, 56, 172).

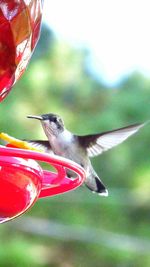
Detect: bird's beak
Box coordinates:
(27, 115, 43, 120)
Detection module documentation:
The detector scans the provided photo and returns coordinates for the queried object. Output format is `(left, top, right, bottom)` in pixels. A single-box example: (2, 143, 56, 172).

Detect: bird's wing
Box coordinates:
(78, 123, 145, 157)
(25, 140, 53, 153)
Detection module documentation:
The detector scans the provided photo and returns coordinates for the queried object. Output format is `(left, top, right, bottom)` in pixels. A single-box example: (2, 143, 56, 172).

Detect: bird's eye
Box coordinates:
(53, 117, 58, 123)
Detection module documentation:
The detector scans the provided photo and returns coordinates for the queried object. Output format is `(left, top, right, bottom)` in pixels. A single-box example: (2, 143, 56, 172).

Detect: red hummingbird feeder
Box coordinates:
(0, 145, 85, 223)
(0, 0, 86, 223)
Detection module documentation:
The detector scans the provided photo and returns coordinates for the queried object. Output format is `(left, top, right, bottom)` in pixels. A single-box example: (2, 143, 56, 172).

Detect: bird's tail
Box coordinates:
(85, 171, 108, 196)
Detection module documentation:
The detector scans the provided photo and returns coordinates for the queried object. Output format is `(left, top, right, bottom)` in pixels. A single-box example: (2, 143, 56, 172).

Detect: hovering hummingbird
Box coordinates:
(27, 113, 145, 196)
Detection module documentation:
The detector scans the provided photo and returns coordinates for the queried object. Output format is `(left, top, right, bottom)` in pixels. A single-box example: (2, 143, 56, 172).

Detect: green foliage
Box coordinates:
(0, 25, 150, 267)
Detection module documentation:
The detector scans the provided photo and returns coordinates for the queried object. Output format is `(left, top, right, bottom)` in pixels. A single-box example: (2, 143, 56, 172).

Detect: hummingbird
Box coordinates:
(27, 113, 145, 196)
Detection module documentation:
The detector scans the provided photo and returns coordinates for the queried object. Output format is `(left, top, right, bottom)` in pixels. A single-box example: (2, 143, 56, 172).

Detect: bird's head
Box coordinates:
(27, 113, 65, 137)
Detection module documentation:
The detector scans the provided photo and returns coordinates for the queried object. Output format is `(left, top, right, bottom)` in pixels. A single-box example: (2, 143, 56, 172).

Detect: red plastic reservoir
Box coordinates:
(0, 155, 43, 222)
(0, 0, 43, 101)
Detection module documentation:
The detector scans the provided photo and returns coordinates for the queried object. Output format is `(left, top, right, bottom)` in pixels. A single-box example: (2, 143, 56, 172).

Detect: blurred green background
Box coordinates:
(0, 23, 150, 267)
